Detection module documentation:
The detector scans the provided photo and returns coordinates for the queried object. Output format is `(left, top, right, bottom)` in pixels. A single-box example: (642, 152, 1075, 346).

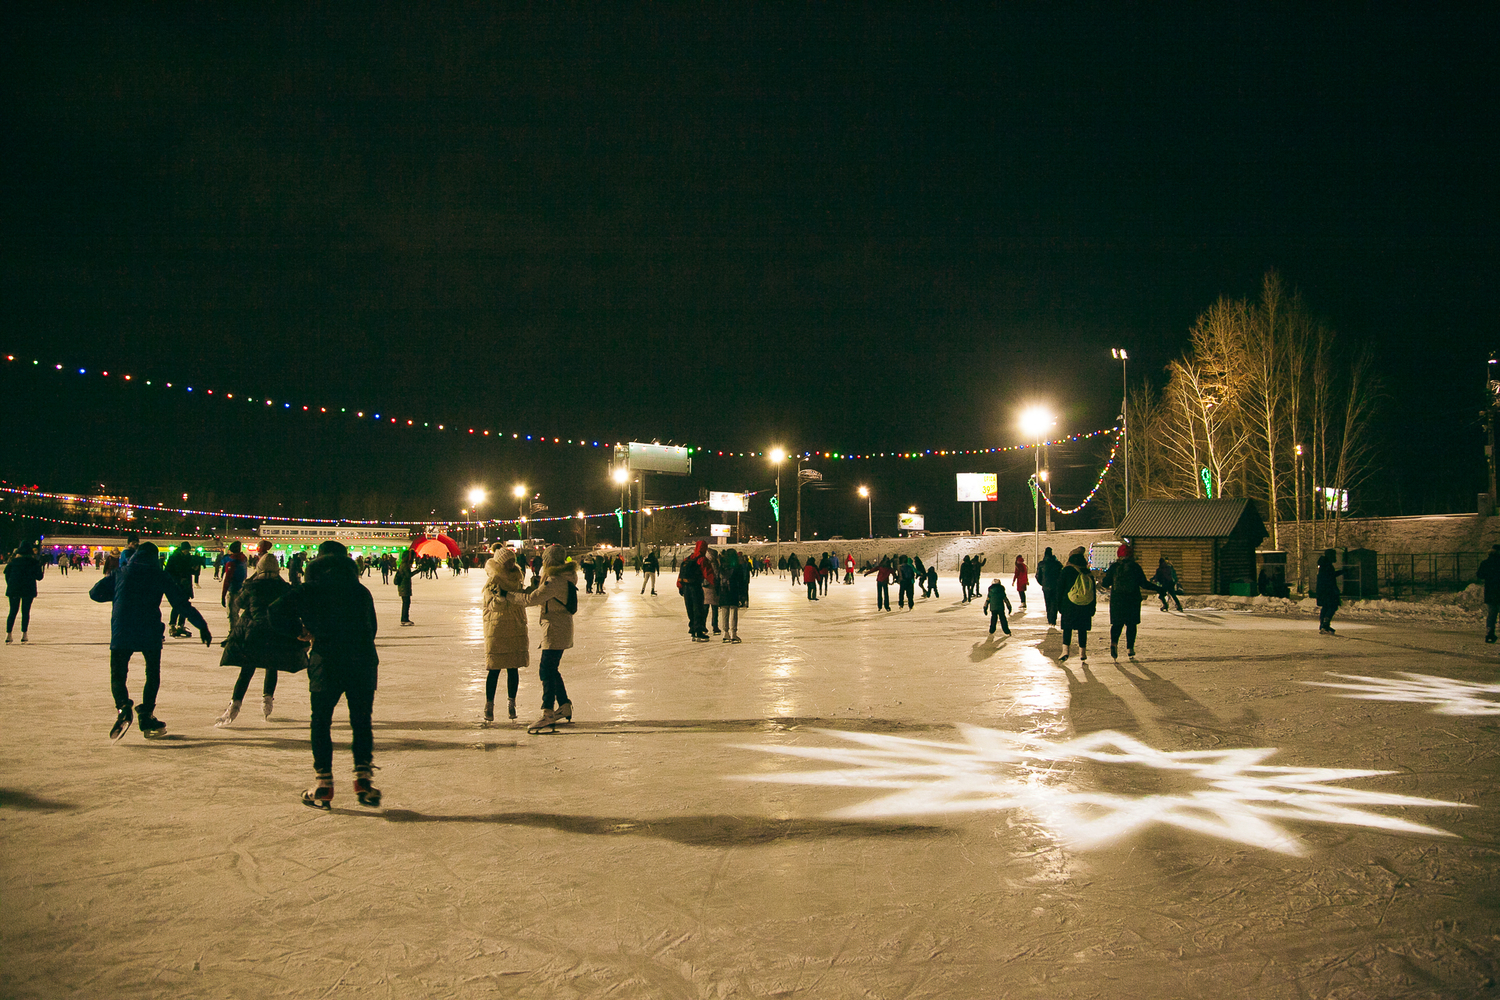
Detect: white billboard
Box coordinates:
(615, 442, 693, 476)
(708, 491, 748, 512)
(956, 473, 998, 503)
(898, 512, 925, 532)
(710, 523, 732, 538)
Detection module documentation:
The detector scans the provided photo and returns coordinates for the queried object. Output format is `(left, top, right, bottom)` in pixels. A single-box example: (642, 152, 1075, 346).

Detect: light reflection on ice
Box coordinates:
(732, 726, 1469, 855)
(1302, 671, 1500, 716)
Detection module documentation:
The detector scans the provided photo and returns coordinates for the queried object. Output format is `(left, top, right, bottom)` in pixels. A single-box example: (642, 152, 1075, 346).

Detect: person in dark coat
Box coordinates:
(1152, 557, 1184, 611)
(395, 549, 415, 625)
(220, 541, 249, 627)
(677, 540, 709, 639)
(897, 556, 917, 609)
(613, 555, 624, 582)
(1315, 548, 1344, 634)
(165, 542, 197, 638)
(1476, 544, 1500, 642)
(641, 549, 659, 595)
(983, 578, 1012, 636)
(270, 540, 381, 809)
(1101, 543, 1159, 658)
(215, 553, 305, 726)
(1055, 546, 1097, 661)
(89, 542, 212, 739)
(1036, 547, 1063, 625)
(4, 543, 44, 643)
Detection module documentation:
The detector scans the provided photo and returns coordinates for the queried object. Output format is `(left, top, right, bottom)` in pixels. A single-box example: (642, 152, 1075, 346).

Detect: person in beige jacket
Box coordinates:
(509, 544, 578, 732)
(481, 545, 532, 721)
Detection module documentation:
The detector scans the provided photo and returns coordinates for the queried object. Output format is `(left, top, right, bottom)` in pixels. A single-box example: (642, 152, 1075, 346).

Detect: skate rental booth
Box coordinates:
(1114, 498, 1268, 595)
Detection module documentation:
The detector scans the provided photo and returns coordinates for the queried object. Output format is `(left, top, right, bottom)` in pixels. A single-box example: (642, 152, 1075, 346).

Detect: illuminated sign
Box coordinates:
(710, 523, 732, 538)
(708, 491, 748, 512)
(615, 442, 692, 476)
(898, 512, 925, 532)
(955, 473, 998, 503)
(1317, 487, 1349, 512)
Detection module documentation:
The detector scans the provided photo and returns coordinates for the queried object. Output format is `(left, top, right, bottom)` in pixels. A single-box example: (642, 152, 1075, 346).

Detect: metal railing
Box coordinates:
(1379, 552, 1486, 597)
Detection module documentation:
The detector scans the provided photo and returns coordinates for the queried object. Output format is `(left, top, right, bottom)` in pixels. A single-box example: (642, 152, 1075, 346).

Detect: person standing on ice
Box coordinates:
(926, 563, 940, 599)
(1012, 555, 1029, 610)
(1476, 544, 1500, 642)
(165, 542, 197, 638)
(220, 541, 248, 628)
(1152, 557, 1184, 612)
(89, 542, 213, 740)
(641, 548, 659, 595)
(512, 545, 578, 732)
(802, 555, 819, 600)
(678, 540, 709, 640)
(1036, 547, 1062, 624)
(395, 549, 415, 626)
(983, 577, 1012, 636)
(270, 540, 381, 810)
(1315, 548, 1344, 635)
(1055, 546, 1096, 661)
(4, 542, 44, 644)
(1101, 543, 1157, 658)
(215, 553, 303, 726)
(786, 552, 802, 588)
(481, 545, 531, 722)
(863, 557, 896, 611)
(896, 556, 917, 609)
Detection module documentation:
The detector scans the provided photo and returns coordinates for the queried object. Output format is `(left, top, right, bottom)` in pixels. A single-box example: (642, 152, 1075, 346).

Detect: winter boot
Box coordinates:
(262, 696, 274, 720)
(553, 701, 573, 724)
(484, 700, 494, 723)
(301, 772, 334, 810)
(137, 706, 166, 738)
(507, 697, 517, 720)
(353, 766, 381, 807)
(109, 704, 134, 741)
(215, 700, 242, 728)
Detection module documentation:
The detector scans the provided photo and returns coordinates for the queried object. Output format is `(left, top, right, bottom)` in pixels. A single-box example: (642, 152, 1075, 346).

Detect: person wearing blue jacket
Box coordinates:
(90, 542, 212, 740)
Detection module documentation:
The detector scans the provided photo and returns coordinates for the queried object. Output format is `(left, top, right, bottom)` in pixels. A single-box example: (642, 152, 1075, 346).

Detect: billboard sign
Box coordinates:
(708, 491, 748, 512)
(710, 523, 732, 538)
(956, 473, 998, 503)
(898, 512, 925, 532)
(615, 442, 693, 476)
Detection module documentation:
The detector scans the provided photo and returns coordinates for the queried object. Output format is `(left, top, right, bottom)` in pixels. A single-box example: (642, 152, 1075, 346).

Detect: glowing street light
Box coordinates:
(769, 447, 785, 564)
(513, 484, 527, 543)
(1111, 349, 1130, 515)
(1019, 405, 1055, 569)
(858, 485, 871, 538)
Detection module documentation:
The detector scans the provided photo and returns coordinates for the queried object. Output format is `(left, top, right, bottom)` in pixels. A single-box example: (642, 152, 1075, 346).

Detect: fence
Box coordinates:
(1378, 552, 1486, 597)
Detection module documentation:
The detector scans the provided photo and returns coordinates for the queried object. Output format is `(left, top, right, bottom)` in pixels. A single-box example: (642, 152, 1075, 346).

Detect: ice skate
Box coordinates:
(1110, 643, 1118, 658)
(1079, 648, 1088, 662)
(731, 634, 741, 643)
(302, 772, 333, 810)
(1058, 648, 1070, 662)
(507, 697, 517, 720)
(484, 700, 494, 723)
(353, 767, 381, 807)
(262, 696, 274, 720)
(1127, 648, 1137, 658)
(19, 632, 27, 643)
(553, 701, 573, 724)
(4, 633, 10, 643)
(109, 706, 133, 741)
(528, 708, 559, 734)
(214, 700, 241, 727)
(137, 708, 166, 738)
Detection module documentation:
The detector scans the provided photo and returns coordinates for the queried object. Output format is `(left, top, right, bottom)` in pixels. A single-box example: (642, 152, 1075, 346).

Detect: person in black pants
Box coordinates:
(678, 540, 709, 639)
(983, 578, 1012, 635)
(864, 558, 895, 611)
(1102, 543, 1159, 657)
(897, 557, 917, 609)
(5, 543, 44, 643)
(1152, 557, 1184, 612)
(1037, 547, 1063, 625)
(271, 540, 381, 809)
(1314, 549, 1344, 635)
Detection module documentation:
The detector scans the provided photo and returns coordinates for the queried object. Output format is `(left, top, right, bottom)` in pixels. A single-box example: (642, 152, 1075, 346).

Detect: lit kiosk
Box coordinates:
(1114, 499, 1267, 596)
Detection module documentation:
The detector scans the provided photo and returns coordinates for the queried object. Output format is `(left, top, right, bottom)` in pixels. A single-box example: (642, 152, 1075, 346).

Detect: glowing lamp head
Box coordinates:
(467, 487, 486, 506)
(858, 486, 869, 498)
(769, 447, 785, 464)
(513, 484, 527, 499)
(1019, 406, 1055, 440)
(612, 466, 629, 485)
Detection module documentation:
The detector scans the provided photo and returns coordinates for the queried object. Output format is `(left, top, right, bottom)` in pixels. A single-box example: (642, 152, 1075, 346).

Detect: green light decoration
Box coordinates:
(614, 507, 624, 527)
(1201, 468, 1213, 498)
(770, 496, 780, 522)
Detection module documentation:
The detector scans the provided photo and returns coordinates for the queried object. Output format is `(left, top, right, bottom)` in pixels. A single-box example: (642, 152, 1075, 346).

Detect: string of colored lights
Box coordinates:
(1028, 429, 1122, 516)
(3, 353, 1115, 460)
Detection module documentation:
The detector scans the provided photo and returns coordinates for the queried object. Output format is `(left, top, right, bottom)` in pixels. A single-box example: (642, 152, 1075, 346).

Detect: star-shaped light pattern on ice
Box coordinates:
(1302, 671, 1500, 716)
(733, 726, 1468, 856)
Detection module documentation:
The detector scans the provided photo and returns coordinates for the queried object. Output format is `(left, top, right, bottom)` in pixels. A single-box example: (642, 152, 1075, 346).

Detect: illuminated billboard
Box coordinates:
(710, 523, 732, 538)
(898, 512, 925, 532)
(956, 473, 998, 503)
(708, 491, 748, 512)
(614, 442, 692, 476)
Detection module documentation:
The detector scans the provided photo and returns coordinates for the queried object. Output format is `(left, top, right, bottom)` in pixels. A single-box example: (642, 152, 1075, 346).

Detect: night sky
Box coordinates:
(2, 6, 1496, 539)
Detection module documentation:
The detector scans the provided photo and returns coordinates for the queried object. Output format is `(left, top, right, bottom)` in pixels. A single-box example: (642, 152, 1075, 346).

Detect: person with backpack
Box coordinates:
(1055, 546, 1097, 661)
(1101, 543, 1158, 658)
(983, 578, 1012, 636)
(270, 540, 381, 809)
(677, 540, 710, 640)
(897, 556, 917, 609)
(512, 545, 579, 732)
(1036, 547, 1062, 624)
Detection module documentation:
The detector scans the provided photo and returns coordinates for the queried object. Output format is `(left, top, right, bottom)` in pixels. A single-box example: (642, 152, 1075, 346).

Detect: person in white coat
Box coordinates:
(481, 545, 532, 721)
(511, 544, 578, 732)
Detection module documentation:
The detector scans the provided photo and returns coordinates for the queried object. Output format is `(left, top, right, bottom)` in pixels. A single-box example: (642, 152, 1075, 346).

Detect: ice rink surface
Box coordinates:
(2, 565, 1498, 999)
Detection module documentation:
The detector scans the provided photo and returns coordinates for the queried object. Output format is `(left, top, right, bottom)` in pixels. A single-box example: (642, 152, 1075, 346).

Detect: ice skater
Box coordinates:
(1152, 557, 1184, 612)
(5, 542, 44, 643)
(678, 541, 709, 639)
(1315, 549, 1343, 634)
(926, 564, 939, 599)
(1055, 546, 1096, 661)
(270, 540, 381, 809)
(396, 549, 415, 626)
(641, 548, 659, 594)
(1037, 547, 1062, 624)
(89, 542, 213, 739)
(718, 548, 748, 642)
(1013, 555, 1029, 610)
(482, 545, 531, 722)
(864, 557, 896, 611)
(165, 542, 197, 638)
(1476, 544, 1500, 642)
(215, 553, 304, 725)
(803, 558, 819, 600)
(983, 578, 1012, 636)
(513, 545, 578, 732)
(1101, 543, 1158, 658)
(897, 557, 917, 609)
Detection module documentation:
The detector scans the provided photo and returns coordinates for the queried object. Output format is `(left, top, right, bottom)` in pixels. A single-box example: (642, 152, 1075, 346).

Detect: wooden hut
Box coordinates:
(1114, 499, 1267, 595)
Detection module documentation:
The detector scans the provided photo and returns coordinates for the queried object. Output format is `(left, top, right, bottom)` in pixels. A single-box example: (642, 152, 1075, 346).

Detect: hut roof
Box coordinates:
(1115, 499, 1266, 543)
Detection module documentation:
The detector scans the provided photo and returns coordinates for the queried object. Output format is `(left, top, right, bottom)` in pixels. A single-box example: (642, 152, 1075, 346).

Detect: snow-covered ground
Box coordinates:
(2, 566, 1497, 999)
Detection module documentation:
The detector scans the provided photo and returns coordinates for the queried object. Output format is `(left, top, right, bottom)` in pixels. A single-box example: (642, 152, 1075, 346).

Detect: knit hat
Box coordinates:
(257, 539, 273, 556)
(256, 552, 281, 576)
(1117, 543, 1132, 559)
(318, 540, 348, 558)
(542, 544, 565, 567)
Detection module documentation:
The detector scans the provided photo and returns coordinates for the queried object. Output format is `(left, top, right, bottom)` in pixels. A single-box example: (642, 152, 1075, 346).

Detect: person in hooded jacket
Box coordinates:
(897, 556, 917, 608)
(215, 553, 305, 725)
(1036, 547, 1063, 625)
(786, 552, 802, 589)
(1013, 555, 1030, 610)
(395, 549, 415, 625)
(1101, 543, 1158, 658)
(1055, 546, 1096, 661)
(90, 542, 213, 739)
(1315, 548, 1344, 634)
(802, 557, 820, 600)
(509, 545, 578, 731)
(983, 578, 1012, 635)
(482, 545, 532, 721)
(270, 540, 381, 810)
(720, 548, 749, 642)
(678, 540, 709, 639)
(4, 542, 44, 644)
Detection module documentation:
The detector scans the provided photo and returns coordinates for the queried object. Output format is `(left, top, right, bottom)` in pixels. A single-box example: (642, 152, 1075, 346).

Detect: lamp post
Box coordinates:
(512, 484, 526, 544)
(769, 448, 785, 566)
(460, 509, 468, 549)
(467, 487, 486, 551)
(858, 485, 871, 538)
(1294, 443, 1304, 594)
(1019, 406, 1055, 572)
(1112, 348, 1129, 515)
(577, 511, 587, 549)
(612, 466, 629, 550)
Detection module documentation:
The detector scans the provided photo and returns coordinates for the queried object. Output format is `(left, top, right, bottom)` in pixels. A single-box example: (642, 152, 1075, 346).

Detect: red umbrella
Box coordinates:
(410, 534, 461, 559)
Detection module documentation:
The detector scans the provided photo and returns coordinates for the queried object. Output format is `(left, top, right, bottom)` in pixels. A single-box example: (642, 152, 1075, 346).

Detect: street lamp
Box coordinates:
(769, 447, 785, 565)
(577, 511, 587, 549)
(467, 487, 486, 549)
(513, 484, 526, 543)
(1294, 443, 1304, 594)
(858, 485, 871, 538)
(1019, 405, 1055, 571)
(1111, 348, 1129, 515)
(612, 466, 630, 550)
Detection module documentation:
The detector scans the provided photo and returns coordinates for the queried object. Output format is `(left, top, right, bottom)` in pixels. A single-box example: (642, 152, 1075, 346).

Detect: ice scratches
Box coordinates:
(1303, 671, 1500, 716)
(350, 808, 944, 846)
(733, 726, 1472, 856)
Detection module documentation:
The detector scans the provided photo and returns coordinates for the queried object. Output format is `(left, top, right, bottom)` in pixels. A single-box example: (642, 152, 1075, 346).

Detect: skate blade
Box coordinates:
(301, 793, 332, 810)
(109, 721, 133, 742)
(527, 725, 558, 735)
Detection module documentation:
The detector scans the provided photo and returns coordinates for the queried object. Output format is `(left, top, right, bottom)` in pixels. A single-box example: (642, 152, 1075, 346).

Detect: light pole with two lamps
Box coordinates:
(467, 487, 486, 550)
(1019, 406, 1055, 572)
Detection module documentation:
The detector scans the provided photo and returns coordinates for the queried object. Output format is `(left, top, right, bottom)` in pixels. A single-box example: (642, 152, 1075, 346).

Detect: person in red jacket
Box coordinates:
(802, 558, 819, 601)
(862, 557, 896, 611)
(1013, 555, 1030, 610)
